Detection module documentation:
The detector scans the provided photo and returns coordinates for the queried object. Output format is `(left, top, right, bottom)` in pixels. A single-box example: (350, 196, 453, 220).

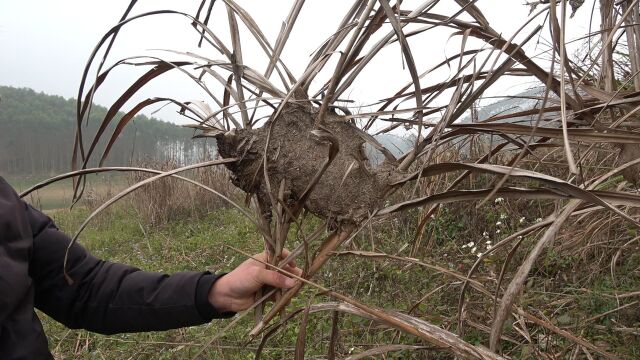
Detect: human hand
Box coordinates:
(208, 250, 303, 313)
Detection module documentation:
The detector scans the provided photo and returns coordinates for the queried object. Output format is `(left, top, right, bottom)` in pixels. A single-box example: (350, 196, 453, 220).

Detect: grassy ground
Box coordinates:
(40, 198, 640, 359)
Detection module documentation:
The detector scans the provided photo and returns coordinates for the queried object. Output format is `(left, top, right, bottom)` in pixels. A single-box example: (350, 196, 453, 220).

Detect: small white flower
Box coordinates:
(519, 217, 526, 223)
(471, 246, 477, 253)
(517, 235, 523, 240)
(499, 213, 507, 220)
(496, 229, 501, 234)
(494, 197, 504, 203)
(485, 240, 492, 244)
(496, 221, 502, 226)
(535, 217, 542, 223)
(467, 242, 474, 247)
(486, 245, 492, 250)
(477, 252, 483, 257)
(482, 231, 489, 238)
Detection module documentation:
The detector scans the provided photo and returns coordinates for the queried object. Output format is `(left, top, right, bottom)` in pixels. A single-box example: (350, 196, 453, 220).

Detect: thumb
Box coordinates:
(257, 269, 297, 289)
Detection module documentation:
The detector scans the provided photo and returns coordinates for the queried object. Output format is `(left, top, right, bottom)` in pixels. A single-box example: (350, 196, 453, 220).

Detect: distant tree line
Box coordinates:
(0, 86, 215, 177)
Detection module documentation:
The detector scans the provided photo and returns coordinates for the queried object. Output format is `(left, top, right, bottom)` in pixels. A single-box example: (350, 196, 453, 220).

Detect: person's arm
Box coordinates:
(25, 191, 302, 334)
(28, 204, 235, 334)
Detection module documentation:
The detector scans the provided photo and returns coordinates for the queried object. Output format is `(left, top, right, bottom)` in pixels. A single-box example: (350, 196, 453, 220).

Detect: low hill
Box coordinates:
(0, 86, 213, 177)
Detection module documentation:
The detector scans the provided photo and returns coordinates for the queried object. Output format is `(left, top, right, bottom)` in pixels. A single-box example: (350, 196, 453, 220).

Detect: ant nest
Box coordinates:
(215, 97, 402, 225)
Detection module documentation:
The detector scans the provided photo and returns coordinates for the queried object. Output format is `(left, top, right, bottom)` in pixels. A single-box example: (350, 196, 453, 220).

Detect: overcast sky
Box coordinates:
(0, 0, 598, 125)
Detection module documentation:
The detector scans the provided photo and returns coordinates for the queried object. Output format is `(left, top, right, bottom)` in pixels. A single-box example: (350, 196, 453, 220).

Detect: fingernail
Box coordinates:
(285, 278, 296, 288)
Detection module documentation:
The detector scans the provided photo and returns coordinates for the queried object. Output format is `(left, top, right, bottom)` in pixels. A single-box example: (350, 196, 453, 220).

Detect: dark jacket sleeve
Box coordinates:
(0, 179, 33, 325)
(23, 195, 234, 334)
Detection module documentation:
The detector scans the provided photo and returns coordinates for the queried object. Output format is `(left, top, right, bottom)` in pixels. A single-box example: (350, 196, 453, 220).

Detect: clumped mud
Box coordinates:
(215, 98, 401, 224)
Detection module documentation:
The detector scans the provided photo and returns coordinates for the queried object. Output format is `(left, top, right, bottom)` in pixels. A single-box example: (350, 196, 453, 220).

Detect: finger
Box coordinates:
(257, 269, 297, 289)
(252, 251, 268, 263)
(279, 248, 297, 268)
(282, 264, 303, 277)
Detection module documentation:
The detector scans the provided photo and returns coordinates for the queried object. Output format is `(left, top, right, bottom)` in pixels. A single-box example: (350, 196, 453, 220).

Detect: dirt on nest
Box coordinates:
(215, 98, 402, 225)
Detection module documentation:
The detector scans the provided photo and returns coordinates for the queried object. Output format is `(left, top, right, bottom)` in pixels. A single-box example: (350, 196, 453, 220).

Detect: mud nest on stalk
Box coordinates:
(214, 96, 402, 225)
